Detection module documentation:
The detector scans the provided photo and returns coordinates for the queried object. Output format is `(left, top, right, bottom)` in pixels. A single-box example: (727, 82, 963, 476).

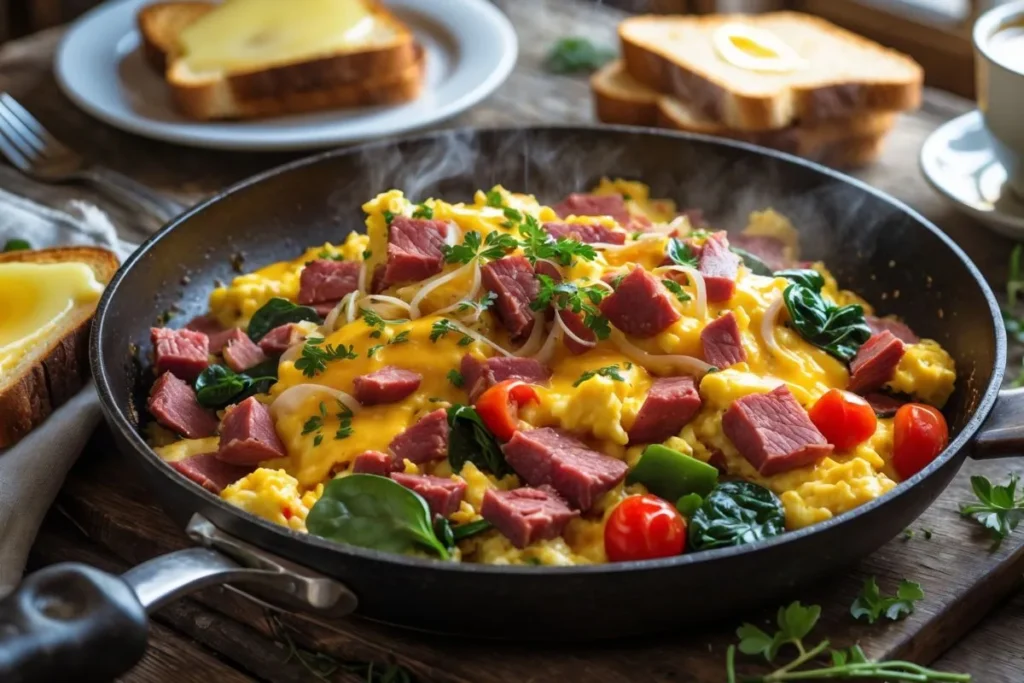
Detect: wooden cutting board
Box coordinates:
(28, 425, 1024, 683)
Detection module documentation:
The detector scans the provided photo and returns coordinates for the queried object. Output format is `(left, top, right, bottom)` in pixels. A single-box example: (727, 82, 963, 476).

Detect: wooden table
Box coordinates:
(3, 1, 1023, 681)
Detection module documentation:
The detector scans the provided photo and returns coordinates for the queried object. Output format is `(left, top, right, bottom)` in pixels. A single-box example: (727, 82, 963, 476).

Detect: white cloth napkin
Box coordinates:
(0, 188, 136, 595)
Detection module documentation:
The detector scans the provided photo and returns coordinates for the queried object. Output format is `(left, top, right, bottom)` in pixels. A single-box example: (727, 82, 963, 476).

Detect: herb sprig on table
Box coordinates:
(849, 577, 924, 624)
(545, 37, 616, 74)
(959, 474, 1024, 550)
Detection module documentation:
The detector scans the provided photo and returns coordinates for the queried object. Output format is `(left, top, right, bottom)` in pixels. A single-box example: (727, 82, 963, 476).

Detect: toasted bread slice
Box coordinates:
(592, 60, 895, 167)
(619, 12, 922, 132)
(0, 247, 119, 448)
(142, 0, 424, 120)
(138, 1, 214, 74)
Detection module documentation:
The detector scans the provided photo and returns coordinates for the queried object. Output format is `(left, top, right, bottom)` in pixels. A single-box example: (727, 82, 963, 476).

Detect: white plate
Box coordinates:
(54, 0, 517, 151)
(920, 109, 1024, 239)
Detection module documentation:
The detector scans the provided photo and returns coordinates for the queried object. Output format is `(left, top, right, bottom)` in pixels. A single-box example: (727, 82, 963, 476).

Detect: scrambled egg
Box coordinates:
(155, 179, 957, 565)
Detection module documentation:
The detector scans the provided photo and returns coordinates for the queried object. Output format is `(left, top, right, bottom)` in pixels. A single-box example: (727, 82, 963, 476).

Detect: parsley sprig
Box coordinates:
(573, 363, 629, 388)
(959, 474, 1024, 550)
(360, 308, 409, 339)
(661, 278, 691, 303)
(447, 369, 464, 388)
(513, 214, 596, 266)
(367, 329, 410, 358)
(666, 237, 699, 268)
(294, 338, 358, 378)
(301, 400, 354, 446)
(727, 601, 969, 682)
(456, 291, 497, 317)
(430, 318, 473, 346)
(532, 274, 611, 340)
(442, 230, 519, 265)
(850, 577, 924, 624)
(412, 203, 433, 219)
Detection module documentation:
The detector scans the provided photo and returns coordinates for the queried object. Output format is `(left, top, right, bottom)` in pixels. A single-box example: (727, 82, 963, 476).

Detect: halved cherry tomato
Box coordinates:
(893, 403, 949, 479)
(473, 380, 539, 441)
(604, 494, 686, 562)
(808, 389, 878, 450)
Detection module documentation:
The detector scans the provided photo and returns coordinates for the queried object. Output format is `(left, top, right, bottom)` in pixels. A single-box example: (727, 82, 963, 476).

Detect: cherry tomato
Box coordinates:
(604, 494, 686, 562)
(893, 403, 949, 479)
(473, 380, 540, 441)
(808, 389, 878, 450)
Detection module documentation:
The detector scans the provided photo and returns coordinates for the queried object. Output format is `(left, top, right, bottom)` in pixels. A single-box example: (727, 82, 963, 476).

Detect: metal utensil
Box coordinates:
(0, 93, 185, 223)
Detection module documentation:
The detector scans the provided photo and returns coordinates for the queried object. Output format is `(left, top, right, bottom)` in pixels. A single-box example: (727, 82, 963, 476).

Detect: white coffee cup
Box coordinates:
(975, 1, 1024, 199)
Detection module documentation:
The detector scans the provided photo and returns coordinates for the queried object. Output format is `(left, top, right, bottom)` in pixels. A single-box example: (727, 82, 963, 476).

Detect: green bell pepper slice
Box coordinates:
(627, 444, 719, 502)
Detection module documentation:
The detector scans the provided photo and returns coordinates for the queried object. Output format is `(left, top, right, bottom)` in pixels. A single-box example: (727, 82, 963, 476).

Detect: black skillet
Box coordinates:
(2, 126, 1023, 682)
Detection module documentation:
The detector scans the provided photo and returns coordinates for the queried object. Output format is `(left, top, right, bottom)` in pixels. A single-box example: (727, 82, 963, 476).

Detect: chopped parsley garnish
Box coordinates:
(391, 330, 410, 345)
(362, 249, 372, 261)
(532, 275, 611, 340)
(502, 207, 523, 225)
(412, 203, 433, 220)
(485, 190, 505, 208)
(666, 237, 699, 268)
(382, 210, 396, 224)
(661, 278, 691, 303)
(360, 308, 408, 339)
(294, 337, 358, 378)
(367, 344, 384, 358)
(457, 291, 497, 315)
(442, 230, 518, 265)
(303, 401, 339, 446)
(517, 215, 596, 266)
(573, 364, 627, 388)
(430, 318, 473, 345)
(302, 415, 323, 435)
(611, 273, 626, 288)
(317, 248, 343, 261)
(447, 369, 465, 388)
(367, 329, 409, 358)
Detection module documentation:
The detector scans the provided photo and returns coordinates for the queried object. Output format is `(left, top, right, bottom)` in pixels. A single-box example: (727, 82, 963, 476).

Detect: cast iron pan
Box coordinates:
(2, 126, 1022, 682)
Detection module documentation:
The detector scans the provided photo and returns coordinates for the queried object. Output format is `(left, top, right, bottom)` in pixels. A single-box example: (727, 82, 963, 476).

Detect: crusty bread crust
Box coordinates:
(620, 12, 922, 132)
(0, 247, 119, 449)
(137, 1, 214, 74)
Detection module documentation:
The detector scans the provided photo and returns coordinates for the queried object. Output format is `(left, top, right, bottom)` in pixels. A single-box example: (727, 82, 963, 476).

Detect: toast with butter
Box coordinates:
(619, 12, 922, 132)
(0, 247, 118, 448)
(138, 0, 424, 120)
(592, 60, 894, 167)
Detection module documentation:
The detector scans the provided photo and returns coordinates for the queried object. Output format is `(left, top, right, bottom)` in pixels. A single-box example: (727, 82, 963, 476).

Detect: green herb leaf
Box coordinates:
(736, 623, 776, 660)
(850, 577, 924, 624)
(959, 474, 1024, 550)
(666, 237, 699, 268)
(532, 275, 610, 339)
(517, 215, 596, 266)
(485, 190, 505, 208)
(661, 278, 691, 303)
(412, 203, 434, 220)
(689, 481, 786, 550)
(782, 282, 871, 363)
(193, 364, 276, 409)
(446, 404, 510, 477)
(730, 246, 774, 276)
(545, 37, 615, 74)
(306, 475, 448, 559)
(573, 364, 626, 388)
(429, 318, 471, 345)
(247, 297, 322, 342)
(3, 238, 31, 252)
(442, 230, 482, 265)
(676, 493, 704, 518)
(447, 369, 464, 388)
(294, 337, 358, 378)
(382, 210, 396, 225)
(451, 519, 493, 541)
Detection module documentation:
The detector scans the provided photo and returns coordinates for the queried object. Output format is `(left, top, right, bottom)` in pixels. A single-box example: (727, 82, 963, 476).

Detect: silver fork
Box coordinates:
(0, 93, 186, 223)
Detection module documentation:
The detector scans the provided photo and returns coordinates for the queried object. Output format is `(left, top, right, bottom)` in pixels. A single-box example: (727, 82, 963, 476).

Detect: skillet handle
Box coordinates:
(972, 388, 1024, 458)
(0, 563, 149, 683)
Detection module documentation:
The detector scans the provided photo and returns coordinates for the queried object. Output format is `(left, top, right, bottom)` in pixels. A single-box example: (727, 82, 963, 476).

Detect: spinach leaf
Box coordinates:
(247, 297, 322, 342)
(2, 238, 31, 252)
(193, 363, 276, 409)
(782, 283, 871, 363)
(775, 269, 825, 290)
(446, 404, 511, 477)
(689, 481, 786, 551)
(730, 246, 774, 276)
(451, 519, 493, 541)
(306, 475, 449, 559)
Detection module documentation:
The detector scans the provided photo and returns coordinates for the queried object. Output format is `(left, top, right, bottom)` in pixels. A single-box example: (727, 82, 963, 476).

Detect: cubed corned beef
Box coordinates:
(543, 222, 627, 245)
(208, 328, 238, 355)
(553, 193, 630, 226)
(699, 232, 740, 302)
(731, 234, 790, 271)
(722, 385, 833, 476)
(391, 473, 466, 517)
(297, 259, 361, 305)
(461, 355, 551, 401)
(352, 450, 396, 476)
(151, 327, 209, 382)
(221, 328, 268, 373)
(185, 314, 224, 336)
(628, 376, 702, 444)
(864, 392, 905, 418)
(481, 256, 539, 340)
(866, 316, 919, 344)
(848, 331, 905, 394)
(353, 366, 422, 405)
(701, 312, 747, 368)
(217, 396, 287, 465)
(599, 268, 681, 338)
(382, 217, 448, 287)
(258, 323, 305, 355)
(389, 409, 449, 464)
(503, 427, 629, 510)
(558, 310, 595, 355)
(172, 453, 254, 494)
(148, 371, 218, 439)
(479, 486, 579, 549)
(534, 260, 562, 282)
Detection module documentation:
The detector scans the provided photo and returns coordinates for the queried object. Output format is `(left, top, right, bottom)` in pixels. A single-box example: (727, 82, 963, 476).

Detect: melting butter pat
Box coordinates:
(0, 262, 103, 372)
(712, 23, 807, 73)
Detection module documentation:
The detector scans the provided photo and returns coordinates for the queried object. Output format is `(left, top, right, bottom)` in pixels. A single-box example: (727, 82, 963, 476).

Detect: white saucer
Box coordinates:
(54, 0, 517, 151)
(920, 109, 1024, 239)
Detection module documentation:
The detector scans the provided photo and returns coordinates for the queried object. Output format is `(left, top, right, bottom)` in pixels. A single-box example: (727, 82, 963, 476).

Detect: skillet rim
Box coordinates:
(91, 124, 1007, 576)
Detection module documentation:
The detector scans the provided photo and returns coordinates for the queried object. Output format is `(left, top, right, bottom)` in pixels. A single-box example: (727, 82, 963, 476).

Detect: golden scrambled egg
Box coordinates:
(152, 180, 957, 565)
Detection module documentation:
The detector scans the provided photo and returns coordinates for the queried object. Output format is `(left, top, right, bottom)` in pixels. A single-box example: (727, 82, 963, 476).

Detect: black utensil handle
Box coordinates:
(0, 563, 148, 683)
(973, 387, 1024, 458)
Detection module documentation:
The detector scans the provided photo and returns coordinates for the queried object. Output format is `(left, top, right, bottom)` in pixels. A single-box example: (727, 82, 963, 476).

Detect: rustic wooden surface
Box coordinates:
(2, 0, 1022, 680)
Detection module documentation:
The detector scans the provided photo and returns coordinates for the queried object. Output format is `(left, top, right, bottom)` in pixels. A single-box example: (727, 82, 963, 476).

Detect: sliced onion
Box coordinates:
(555, 310, 595, 349)
(361, 295, 412, 315)
(533, 321, 563, 365)
(512, 311, 546, 357)
(444, 221, 460, 247)
(761, 295, 802, 365)
(320, 292, 357, 335)
(280, 339, 306, 364)
(611, 330, 714, 377)
(591, 278, 615, 293)
(270, 384, 361, 420)
(654, 265, 707, 319)
(431, 263, 483, 318)
(409, 260, 477, 318)
(446, 318, 513, 357)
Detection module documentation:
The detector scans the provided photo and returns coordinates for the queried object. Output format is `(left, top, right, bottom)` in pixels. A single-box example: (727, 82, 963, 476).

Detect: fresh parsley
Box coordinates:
(573, 364, 627, 388)
(301, 401, 351, 446)
(412, 203, 433, 220)
(544, 37, 615, 74)
(391, 330, 410, 345)
(666, 237, 699, 268)
(362, 249, 372, 261)
(456, 291, 498, 316)
(661, 278, 691, 303)
(517, 215, 596, 266)
(429, 318, 472, 345)
(360, 308, 408, 339)
(294, 337, 357, 378)
(382, 210, 396, 225)
(727, 601, 969, 683)
(442, 230, 518, 265)
(485, 190, 505, 208)
(850, 577, 924, 624)
(959, 473, 1024, 550)
(367, 344, 384, 358)
(447, 369, 464, 388)
(532, 275, 610, 340)
(316, 248, 343, 261)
